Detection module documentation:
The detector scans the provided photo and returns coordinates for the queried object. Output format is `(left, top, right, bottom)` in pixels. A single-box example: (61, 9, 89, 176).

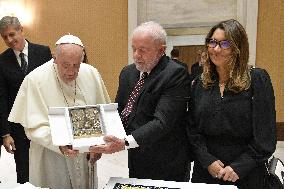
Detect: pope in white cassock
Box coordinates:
(8, 34, 110, 189)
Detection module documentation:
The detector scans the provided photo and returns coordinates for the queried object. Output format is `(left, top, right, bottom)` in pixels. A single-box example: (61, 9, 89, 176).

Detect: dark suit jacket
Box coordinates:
(172, 58, 189, 72)
(0, 41, 52, 144)
(190, 62, 203, 81)
(115, 55, 191, 181)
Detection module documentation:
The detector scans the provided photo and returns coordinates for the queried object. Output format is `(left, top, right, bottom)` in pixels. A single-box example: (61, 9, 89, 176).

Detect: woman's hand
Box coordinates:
(218, 166, 239, 182)
(208, 160, 224, 178)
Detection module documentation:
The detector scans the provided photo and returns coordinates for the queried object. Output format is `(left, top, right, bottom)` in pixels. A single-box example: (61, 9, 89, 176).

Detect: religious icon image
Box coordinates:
(69, 107, 104, 138)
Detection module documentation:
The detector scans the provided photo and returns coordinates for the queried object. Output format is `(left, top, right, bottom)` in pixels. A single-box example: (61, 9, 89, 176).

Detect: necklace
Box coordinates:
(53, 64, 83, 188)
(53, 64, 76, 107)
(219, 82, 226, 88)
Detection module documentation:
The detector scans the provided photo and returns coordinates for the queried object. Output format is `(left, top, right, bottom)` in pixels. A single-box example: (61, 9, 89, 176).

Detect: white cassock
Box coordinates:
(8, 59, 110, 189)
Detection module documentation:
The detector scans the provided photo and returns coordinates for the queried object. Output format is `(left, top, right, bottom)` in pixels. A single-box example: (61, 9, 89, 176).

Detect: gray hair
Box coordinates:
(0, 16, 22, 34)
(55, 43, 84, 61)
(132, 21, 167, 45)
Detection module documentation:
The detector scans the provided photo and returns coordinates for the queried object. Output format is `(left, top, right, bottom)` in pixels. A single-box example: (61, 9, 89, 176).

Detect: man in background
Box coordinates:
(91, 21, 191, 182)
(8, 34, 110, 189)
(190, 49, 206, 81)
(170, 48, 189, 72)
(0, 16, 52, 183)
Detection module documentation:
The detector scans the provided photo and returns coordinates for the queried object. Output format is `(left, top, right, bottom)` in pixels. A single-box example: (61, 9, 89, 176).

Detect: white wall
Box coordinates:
(128, 0, 258, 66)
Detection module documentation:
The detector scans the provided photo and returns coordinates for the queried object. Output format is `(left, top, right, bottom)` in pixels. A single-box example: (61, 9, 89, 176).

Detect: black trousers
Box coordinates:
(12, 134, 30, 184)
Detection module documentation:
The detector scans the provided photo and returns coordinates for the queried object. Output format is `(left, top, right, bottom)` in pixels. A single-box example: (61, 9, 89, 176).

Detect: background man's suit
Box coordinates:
(190, 62, 203, 82)
(172, 58, 189, 72)
(115, 55, 191, 181)
(0, 41, 52, 183)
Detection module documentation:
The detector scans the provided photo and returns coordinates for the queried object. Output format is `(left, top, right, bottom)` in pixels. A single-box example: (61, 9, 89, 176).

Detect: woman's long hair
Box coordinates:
(202, 19, 251, 93)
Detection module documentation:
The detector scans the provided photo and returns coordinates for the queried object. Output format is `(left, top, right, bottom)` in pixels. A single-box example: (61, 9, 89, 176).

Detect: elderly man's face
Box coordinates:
(132, 33, 165, 72)
(1, 26, 25, 51)
(55, 44, 83, 84)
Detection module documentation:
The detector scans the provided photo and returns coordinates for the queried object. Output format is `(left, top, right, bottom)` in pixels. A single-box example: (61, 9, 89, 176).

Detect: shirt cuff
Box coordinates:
(125, 135, 139, 149)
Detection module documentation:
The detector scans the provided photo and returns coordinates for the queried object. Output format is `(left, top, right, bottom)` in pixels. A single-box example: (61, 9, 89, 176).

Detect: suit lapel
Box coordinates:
(27, 42, 37, 73)
(127, 68, 140, 95)
(138, 55, 168, 95)
(6, 48, 22, 71)
(127, 55, 168, 125)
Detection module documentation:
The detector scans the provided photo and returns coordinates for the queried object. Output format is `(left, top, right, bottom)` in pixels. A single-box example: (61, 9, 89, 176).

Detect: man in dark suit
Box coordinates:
(170, 48, 189, 72)
(90, 21, 191, 181)
(0, 16, 52, 183)
(190, 49, 206, 81)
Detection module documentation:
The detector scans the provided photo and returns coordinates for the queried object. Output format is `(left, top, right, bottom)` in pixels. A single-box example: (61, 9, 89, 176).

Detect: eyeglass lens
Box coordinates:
(207, 39, 230, 49)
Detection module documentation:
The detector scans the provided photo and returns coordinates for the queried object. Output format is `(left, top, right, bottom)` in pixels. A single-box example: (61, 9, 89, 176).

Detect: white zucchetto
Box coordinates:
(55, 34, 84, 47)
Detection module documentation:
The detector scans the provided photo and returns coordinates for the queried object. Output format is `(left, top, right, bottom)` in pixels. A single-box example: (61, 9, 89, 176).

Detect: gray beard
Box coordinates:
(134, 55, 161, 72)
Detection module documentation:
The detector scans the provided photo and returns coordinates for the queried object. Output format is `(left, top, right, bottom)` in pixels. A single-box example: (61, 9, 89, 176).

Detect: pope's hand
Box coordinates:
(59, 145, 79, 158)
(3, 135, 16, 154)
(89, 135, 125, 154)
(88, 152, 102, 165)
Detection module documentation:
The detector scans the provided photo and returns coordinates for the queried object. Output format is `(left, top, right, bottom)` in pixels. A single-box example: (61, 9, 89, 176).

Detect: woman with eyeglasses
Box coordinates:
(187, 19, 276, 188)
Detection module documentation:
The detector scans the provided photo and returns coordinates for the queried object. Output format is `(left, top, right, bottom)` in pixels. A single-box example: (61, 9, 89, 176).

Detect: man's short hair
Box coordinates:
(171, 48, 179, 58)
(132, 21, 167, 45)
(0, 16, 22, 34)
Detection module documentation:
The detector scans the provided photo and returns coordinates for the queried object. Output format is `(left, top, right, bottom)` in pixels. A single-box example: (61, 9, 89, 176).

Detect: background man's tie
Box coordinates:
(121, 72, 148, 126)
(19, 52, 28, 75)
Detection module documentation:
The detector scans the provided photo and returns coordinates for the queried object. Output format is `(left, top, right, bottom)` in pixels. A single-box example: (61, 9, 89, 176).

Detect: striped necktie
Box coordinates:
(19, 52, 28, 75)
(121, 72, 148, 126)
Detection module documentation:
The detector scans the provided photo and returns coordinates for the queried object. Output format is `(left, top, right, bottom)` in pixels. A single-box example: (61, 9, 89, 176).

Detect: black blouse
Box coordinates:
(187, 68, 277, 179)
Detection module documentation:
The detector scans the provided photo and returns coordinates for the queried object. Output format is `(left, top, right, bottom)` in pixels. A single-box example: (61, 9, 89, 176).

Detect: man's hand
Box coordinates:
(3, 135, 16, 154)
(59, 145, 79, 158)
(88, 152, 102, 165)
(89, 135, 125, 154)
(208, 160, 224, 179)
(218, 166, 239, 182)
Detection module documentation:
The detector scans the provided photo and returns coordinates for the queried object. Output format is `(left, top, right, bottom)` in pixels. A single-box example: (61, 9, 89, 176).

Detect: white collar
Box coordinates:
(14, 40, 28, 57)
